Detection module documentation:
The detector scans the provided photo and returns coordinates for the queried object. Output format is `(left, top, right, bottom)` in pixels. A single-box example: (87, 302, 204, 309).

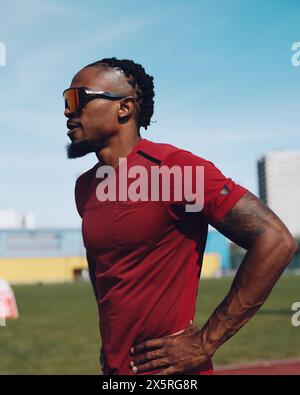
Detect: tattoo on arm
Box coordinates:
(214, 191, 278, 249)
(198, 191, 297, 356)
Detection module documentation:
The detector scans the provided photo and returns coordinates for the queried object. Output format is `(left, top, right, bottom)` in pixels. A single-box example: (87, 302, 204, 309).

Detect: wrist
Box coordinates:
(195, 327, 218, 359)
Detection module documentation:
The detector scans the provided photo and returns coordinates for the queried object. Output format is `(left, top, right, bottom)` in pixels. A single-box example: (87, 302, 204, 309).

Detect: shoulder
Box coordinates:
(75, 163, 99, 188)
(153, 142, 214, 167)
(74, 163, 99, 218)
(140, 138, 204, 164)
(75, 163, 100, 202)
(141, 138, 218, 170)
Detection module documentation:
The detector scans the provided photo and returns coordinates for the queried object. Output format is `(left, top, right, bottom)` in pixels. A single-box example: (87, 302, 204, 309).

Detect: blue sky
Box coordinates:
(0, 0, 299, 228)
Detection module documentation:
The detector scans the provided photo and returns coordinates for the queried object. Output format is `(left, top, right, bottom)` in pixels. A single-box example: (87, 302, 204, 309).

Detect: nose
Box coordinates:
(64, 104, 82, 119)
(64, 105, 72, 118)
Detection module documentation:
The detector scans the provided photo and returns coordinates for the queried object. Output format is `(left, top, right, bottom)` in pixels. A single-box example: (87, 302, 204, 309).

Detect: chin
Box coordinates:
(66, 140, 95, 159)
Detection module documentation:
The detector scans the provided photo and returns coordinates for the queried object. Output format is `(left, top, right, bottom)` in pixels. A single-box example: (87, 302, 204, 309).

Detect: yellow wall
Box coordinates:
(201, 253, 221, 278)
(0, 253, 221, 284)
(0, 256, 87, 284)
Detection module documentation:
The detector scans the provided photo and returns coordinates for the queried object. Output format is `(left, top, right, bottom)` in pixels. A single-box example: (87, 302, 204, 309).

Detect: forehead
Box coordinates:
(70, 66, 126, 91)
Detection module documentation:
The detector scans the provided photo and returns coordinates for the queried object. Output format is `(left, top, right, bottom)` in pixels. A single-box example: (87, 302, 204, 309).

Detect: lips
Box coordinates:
(66, 121, 82, 141)
(66, 121, 83, 142)
(67, 121, 82, 131)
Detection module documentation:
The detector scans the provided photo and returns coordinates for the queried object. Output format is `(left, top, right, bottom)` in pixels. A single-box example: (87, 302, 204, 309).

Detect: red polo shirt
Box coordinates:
(75, 138, 248, 375)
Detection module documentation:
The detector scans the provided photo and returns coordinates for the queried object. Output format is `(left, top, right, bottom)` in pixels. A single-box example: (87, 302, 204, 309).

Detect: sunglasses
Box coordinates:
(63, 87, 133, 114)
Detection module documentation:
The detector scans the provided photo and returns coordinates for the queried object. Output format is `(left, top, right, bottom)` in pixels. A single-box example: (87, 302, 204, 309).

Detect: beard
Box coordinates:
(66, 139, 96, 159)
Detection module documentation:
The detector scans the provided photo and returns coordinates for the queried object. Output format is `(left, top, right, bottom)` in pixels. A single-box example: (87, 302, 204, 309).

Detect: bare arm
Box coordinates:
(198, 191, 298, 357)
(130, 191, 298, 374)
(86, 253, 98, 301)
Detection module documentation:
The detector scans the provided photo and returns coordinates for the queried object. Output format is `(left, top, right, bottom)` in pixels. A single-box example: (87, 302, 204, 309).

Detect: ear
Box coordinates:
(118, 97, 136, 120)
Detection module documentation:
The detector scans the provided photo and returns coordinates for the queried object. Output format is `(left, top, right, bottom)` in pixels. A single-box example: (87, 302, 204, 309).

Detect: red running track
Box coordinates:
(215, 359, 300, 375)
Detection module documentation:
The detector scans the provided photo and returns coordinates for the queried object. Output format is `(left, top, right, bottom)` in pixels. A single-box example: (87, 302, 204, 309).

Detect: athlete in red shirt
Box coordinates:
(64, 57, 297, 375)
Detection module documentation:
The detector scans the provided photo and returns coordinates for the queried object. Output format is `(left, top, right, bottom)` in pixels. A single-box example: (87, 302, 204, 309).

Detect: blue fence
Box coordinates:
(0, 228, 230, 270)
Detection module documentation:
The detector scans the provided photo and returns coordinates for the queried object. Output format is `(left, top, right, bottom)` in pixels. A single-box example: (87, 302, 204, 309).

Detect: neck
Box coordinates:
(96, 132, 141, 169)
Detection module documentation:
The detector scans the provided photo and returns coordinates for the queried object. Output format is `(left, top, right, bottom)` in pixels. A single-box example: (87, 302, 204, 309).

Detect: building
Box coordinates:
(0, 209, 36, 230)
(0, 229, 86, 284)
(257, 150, 300, 238)
(0, 228, 230, 284)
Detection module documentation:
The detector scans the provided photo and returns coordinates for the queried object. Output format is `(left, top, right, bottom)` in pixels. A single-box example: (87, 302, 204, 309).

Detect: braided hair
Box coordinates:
(85, 57, 155, 130)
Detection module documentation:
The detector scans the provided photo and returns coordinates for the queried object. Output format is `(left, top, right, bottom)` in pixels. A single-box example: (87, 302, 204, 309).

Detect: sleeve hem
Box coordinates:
(210, 186, 249, 226)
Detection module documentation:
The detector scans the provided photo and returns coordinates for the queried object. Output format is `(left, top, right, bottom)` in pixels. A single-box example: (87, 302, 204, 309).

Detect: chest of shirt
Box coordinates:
(81, 199, 172, 253)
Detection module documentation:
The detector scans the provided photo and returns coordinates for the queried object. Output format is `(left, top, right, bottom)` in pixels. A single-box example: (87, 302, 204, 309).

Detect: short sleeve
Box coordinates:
(162, 150, 248, 226)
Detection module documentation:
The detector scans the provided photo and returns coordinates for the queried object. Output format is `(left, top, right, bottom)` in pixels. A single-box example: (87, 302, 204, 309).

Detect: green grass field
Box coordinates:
(0, 275, 299, 374)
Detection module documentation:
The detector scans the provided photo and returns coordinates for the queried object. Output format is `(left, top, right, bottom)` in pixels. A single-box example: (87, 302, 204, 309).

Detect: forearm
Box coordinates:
(198, 235, 297, 357)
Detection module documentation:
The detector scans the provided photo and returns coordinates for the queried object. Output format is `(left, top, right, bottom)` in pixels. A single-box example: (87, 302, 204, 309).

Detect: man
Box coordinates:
(64, 57, 297, 375)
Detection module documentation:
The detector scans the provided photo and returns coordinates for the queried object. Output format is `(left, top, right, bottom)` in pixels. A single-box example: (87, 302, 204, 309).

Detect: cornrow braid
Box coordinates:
(85, 57, 155, 130)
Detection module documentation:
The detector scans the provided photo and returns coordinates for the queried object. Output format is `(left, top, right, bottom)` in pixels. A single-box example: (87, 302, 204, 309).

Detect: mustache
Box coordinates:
(66, 140, 95, 159)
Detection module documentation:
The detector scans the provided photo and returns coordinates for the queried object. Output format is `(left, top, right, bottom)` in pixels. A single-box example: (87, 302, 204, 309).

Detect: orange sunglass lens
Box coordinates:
(64, 89, 79, 113)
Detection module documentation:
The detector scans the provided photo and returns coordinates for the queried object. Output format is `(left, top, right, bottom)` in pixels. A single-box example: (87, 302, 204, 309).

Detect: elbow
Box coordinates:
(287, 237, 298, 256)
(278, 232, 298, 260)
(263, 226, 298, 266)
(265, 214, 298, 258)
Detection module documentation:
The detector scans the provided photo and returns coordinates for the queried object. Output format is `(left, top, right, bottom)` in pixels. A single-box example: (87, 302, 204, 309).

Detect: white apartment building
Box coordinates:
(257, 150, 300, 238)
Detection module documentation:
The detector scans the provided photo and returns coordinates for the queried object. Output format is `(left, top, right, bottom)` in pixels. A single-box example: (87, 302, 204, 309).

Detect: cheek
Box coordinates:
(77, 113, 98, 139)
(82, 103, 118, 132)
(88, 117, 113, 139)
